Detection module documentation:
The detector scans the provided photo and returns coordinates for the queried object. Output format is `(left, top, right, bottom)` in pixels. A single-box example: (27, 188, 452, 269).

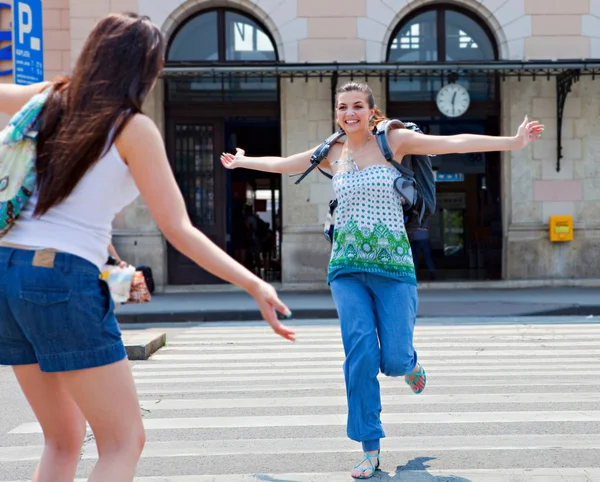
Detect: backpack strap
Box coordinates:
(374, 119, 415, 178)
(316, 166, 333, 180)
(294, 129, 345, 185)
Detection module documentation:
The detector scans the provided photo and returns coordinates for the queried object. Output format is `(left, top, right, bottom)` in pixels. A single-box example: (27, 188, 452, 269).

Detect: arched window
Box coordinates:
(168, 9, 277, 62)
(166, 9, 278, 102)
(387, 6, 497, 102)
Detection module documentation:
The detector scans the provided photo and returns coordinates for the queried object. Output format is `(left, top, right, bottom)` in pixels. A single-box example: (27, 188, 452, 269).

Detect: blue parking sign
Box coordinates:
(12, 0, 43, 85)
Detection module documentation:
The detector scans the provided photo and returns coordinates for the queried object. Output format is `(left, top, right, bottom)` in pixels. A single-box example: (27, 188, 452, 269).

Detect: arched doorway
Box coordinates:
(387, 5, 502, 281)
(165, 9, 282, 284)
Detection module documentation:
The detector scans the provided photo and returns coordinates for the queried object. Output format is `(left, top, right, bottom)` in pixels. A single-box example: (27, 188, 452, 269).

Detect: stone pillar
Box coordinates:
(504, 75, 600, 279)
(280, 77, 334, 284)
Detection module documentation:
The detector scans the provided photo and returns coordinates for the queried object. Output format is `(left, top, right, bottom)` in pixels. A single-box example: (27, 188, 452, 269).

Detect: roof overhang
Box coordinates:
(162, 59, 595, 175)
(162, 59, 600, 79)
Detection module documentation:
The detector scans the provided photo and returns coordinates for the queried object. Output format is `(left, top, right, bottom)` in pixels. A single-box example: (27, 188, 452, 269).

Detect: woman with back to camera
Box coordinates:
(0, 12, 294, 482)
(221, 81, 543, 479)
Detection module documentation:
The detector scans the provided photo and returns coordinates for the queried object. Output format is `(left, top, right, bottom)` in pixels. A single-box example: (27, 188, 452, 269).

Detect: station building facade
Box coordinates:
(1, 0, 599, 289)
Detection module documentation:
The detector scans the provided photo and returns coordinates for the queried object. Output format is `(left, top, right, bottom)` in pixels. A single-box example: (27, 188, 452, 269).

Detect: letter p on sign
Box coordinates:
(17, 2, 39, 51)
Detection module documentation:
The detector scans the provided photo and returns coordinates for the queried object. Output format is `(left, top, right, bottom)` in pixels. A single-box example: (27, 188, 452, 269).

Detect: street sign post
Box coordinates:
(12, 0, 43, 85)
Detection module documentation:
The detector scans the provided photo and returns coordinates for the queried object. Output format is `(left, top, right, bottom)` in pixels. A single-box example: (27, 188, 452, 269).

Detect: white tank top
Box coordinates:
(1, 143, 140, 269)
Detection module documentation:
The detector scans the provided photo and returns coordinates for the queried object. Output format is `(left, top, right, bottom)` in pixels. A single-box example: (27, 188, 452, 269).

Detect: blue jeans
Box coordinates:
(330, 273, 418, 452)
(0, 247, 127, 372)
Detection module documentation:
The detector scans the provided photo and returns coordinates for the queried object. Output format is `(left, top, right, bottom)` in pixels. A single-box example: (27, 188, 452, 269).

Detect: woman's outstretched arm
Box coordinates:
(0, 82, 50, 116)
(221, 146, 331, 174)
(390, 116, 544, 158)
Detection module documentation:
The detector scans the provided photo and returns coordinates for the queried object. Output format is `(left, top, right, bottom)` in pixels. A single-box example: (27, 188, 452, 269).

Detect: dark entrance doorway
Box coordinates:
(165, 106, 281, 285)
(164, 7, 281, 285)
(225, 121, 282, 283)
(166, 117, 225, 284)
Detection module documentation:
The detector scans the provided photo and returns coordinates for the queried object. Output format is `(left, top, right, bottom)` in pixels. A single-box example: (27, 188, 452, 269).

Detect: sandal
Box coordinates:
(351, 451, 380, 479)
(405, 363, 426, 394)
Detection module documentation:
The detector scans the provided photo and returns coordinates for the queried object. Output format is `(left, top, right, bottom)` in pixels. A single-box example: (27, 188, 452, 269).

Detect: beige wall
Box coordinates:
(44, 0, 71, 80)
(69, 0, 139, 66)
(525, 0, 592, 58)
(503, 76, 600, 279)
(143, 0, 600, 64)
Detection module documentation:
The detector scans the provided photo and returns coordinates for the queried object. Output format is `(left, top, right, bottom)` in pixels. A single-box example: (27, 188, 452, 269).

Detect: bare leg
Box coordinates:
(13, 364, 86, 482)
(60, 359, 146, 482)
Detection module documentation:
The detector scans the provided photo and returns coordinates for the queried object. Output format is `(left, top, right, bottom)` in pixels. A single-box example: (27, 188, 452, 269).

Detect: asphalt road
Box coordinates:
(1, 316, 600, 481)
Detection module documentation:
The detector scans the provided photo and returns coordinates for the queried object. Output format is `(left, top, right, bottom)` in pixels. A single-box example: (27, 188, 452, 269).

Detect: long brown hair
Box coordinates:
(335, 81, 404, 131)
(34, 12, 165, 216)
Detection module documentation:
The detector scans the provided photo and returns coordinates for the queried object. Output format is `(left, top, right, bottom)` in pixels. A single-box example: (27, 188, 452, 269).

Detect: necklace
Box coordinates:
(344, 134, 372, 163)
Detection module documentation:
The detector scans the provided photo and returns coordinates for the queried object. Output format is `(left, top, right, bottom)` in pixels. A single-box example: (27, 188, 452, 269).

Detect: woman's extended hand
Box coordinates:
(220, 148, 245, 170)
(248, 280, 296, 342)
(515, 116, 544, 149)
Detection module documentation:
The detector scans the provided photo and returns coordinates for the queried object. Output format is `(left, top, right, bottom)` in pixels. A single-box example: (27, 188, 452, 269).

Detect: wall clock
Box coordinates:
(436, 83, 470, 118)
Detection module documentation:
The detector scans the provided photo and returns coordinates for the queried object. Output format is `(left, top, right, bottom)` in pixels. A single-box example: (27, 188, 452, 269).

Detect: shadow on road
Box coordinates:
(378, 456, 472, 481)
(252, 456, 472, 481)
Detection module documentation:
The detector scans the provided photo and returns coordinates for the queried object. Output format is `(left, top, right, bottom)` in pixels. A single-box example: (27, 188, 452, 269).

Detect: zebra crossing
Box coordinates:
(3, 317, 600, 481)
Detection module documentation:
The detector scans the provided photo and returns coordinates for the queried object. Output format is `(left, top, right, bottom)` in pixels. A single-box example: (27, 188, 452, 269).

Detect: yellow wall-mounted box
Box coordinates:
(549, 215, 573, 242)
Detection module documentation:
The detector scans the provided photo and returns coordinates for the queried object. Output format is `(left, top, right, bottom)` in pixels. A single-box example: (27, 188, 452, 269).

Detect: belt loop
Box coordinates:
(55, 250, 72, 274)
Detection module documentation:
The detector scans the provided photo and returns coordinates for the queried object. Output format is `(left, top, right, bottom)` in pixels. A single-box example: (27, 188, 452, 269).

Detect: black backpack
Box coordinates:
(294, 119, 436, 243)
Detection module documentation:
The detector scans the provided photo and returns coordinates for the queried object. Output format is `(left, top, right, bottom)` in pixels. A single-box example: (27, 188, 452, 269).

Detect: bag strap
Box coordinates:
(294, 129, 345, 184)
(374, 119, 415, 178)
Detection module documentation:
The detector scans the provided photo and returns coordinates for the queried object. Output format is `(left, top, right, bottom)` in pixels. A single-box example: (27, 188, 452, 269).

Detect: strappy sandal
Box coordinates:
(405, 363, 426, 394)
(351, 451, 380, 479)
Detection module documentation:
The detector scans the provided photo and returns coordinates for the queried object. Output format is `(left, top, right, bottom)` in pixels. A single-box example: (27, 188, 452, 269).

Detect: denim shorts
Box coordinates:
(0, 247, 127, 372)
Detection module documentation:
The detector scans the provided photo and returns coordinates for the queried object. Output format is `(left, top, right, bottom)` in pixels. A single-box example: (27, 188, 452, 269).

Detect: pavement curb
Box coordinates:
(117, 309, 339, 324)
(123, 331, 167, 360)
(116, 305, 600, 324)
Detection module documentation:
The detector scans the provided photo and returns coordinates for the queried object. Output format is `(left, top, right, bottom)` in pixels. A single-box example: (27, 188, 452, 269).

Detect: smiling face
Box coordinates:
(336, 91, 375, 134)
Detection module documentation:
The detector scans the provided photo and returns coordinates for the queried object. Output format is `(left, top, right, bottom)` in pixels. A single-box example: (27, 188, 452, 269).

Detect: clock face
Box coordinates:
(436, 83, 470, 118)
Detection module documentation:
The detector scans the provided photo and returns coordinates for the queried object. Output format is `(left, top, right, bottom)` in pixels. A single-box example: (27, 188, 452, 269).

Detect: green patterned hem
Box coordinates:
(329, 219, 415, 282)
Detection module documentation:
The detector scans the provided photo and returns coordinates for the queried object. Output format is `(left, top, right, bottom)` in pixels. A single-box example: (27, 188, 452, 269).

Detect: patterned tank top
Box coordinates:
(327, 161, 416, 285)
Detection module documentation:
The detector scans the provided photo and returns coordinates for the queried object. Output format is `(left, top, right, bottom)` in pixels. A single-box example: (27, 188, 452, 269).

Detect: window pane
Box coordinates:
(388, 11, 437, 63)
(168, 11, 218, 61)
(174, 124, 215, 226)
(389, 76, 443, 102)
(445, 10, 495, 61)
(225, 12, 276, 61)
(167, 77, 278, 103)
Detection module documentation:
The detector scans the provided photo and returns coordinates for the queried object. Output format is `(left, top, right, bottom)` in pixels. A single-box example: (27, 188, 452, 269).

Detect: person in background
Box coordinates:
(408, 219, 436, 281)
(107, 241, 128, 268)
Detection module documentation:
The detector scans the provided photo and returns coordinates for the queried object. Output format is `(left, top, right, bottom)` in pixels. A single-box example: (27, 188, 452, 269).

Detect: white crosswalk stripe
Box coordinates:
(3, 319, 600, 481)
